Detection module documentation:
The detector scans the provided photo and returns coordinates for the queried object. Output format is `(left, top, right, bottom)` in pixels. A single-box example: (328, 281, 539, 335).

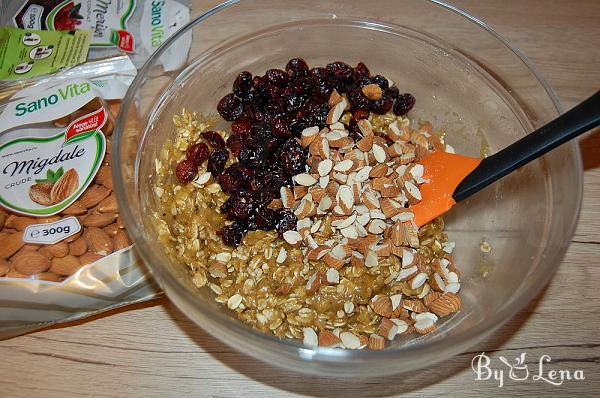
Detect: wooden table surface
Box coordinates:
(1, 1, 599, 397)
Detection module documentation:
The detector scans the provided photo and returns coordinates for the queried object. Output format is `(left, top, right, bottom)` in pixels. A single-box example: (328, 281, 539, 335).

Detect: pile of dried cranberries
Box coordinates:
(175, 58, 415, 246)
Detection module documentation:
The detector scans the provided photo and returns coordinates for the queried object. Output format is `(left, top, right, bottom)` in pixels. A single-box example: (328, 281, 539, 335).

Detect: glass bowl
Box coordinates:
(113, 0, 582, 377)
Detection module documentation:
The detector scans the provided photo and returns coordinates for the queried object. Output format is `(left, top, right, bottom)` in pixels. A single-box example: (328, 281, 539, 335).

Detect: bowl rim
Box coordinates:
(113, 0, 584, 366)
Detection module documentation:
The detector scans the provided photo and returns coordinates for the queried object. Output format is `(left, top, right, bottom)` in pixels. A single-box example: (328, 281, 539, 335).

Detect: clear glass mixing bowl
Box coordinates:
(113, 0, 582, 377)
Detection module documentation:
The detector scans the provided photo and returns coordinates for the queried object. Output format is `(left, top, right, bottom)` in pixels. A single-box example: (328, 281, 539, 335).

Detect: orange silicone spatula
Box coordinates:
(412, 90, 600, 227)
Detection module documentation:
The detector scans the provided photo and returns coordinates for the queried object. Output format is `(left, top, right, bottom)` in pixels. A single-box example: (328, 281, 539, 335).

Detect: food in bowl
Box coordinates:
(151, 59, 462, 349)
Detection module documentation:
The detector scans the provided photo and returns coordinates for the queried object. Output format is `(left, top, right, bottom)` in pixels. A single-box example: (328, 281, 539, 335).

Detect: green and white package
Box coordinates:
(1, 0, 191, 71)
(0, 56, 161, 340)
(0, 27, 90, 80)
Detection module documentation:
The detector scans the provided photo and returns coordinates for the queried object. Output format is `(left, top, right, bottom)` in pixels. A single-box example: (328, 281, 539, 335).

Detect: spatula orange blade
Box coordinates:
(411, 151, 482, 227)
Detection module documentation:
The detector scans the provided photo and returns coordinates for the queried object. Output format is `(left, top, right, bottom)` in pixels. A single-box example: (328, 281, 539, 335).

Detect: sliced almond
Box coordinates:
(402, 299, 427, 313)
(292, 185, 309, 200)
(369, 163, 388, 178)
(318, 330, 341, 347)
(283, 230, 302, 246)
(372, 144, 387, 164)
(317, 159, 333, 177)
(326, 268, 340, 284)
(356, 132, 374, 152)
(423, 291, 443, 307)
(326, 98, 347, 124)
(410, 272, 428, 289)
(280, 186, 295, 209)
(302, 327, 319, 347)
(365, 249, 378, 268)
(414, 317, 436, 334)
(301, 126, 320, 148)
(333, 159, 354, 173)
(306, 272, 322, 293)
(328, 89, 343, 106)
(404, 181, 422, 204)
(398, 265, 418, 281)
(294, 173, 317, 187)
(208, 262, 228, 278)
(368, 334, 386, 350)
(323, 253, 344, 270)
(361, 190, 380, 210)
(267, 198, 283, 209)
(339, 332, 361, 349)
(379, 318, 399, 341)
(337, 185, 354, 215)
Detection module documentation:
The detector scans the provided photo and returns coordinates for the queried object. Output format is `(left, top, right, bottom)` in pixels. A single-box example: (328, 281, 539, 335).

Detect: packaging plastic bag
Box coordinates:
(0, 0, 192, 71)
(0, 56, 161, 340)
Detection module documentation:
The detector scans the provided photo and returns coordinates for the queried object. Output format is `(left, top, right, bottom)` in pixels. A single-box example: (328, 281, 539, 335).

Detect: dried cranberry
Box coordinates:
(275, 210, 297, 235)
(385, 86, 400, 99)
(290, 77, 313, 95)
(230, 191, 255, 219)
(248, 176, 266, 191)
(393, 93, 416, 115)
(219, 222, 245, 246)
(371, 95, 394, 114)
(175, 159, 197, 184)
(217, 93, 244, 121)
(326, 61, 355, 84)
(254, 190, 276, 207)
(311, 77, 334, 101)
(372, 75, 389, 89)
(271, 117, 291, 138)
(265, 69, 290, 86)
(219, 166, 244, 193)
(352, 109, 370, 121)
(289, 118, 308, 136)
(207, 148, 229, 175)
(354, 62, 371, 78)
(348, 87, 370, 111)
(233, 71, 253, 97)
(231, 117, 253, 136)
(220, 196, 233, 214)
(286, 58, 309, 78)
(278, 138, 306, 175)
(186, 142, 209, 166)
(201, 131, 226, 148)
(226, 134, 245, 157)
(255, 207, 278, 230)
(261, 171, 288, 192)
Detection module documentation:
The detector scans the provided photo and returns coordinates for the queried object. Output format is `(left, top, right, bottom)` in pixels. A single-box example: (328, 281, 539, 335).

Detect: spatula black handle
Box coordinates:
(453, 90, 600, 203)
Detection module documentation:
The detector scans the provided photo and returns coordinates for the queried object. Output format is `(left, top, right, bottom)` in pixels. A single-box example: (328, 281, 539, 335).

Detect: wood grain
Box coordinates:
(1, 1, 599, 397)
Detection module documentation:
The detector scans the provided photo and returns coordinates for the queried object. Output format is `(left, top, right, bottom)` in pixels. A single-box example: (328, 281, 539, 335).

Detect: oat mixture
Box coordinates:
(152, 59, 462, 349)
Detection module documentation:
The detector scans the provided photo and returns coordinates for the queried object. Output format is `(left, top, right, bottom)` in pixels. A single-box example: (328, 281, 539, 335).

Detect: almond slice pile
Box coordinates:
(286, 94, 461, 349)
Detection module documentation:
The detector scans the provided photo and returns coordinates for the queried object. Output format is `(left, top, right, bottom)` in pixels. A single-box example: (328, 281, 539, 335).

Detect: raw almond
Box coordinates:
(61, 201, 87, 215)
(82, 212, 118, 227)
(50, 254, 81, 276)
(79, 252, 104, 266)
(97, 194, 118, 213)
(0, 231, 25, 259)
(113, 230, 131, 251)
(46, 241, 69, 258)
(370, 295, 393, 317)
(0, 259, 9, 276)
(84, 227, 113, 255)
(95, 165, 113, 190)
(35, 272, 61, 282)
(12, 251, 51, 275)
(79, 185, 111, 208)
(69, 237, 88, 256)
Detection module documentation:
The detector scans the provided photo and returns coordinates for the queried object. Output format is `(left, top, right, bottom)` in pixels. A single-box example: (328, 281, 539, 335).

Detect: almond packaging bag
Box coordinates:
(0, 56, 161, 339)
